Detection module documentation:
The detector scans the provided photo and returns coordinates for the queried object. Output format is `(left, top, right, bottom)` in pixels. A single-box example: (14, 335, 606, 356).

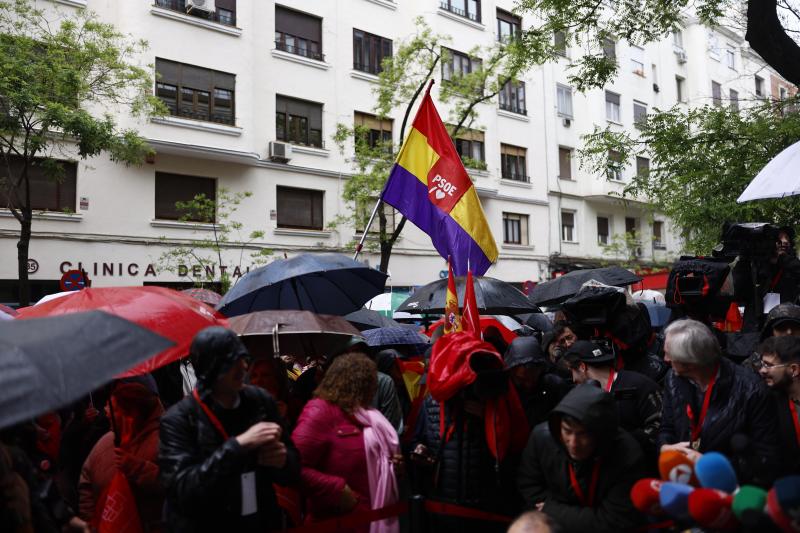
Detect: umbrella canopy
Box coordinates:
(738, 140, 800, 202)
(345, 308, 401, 331)
(182, 287, 223, 306)
(396, 276, 540, 315)
(365, 292, 411, 318)
(528, 267, 641, 307)
(217, 253, 388, 318)
(0, 311, 174, 430)
(17, 286, 227, 377)
(640, 301, 672, 328)
(362, 326, 431, 355)
(35, 291, 76, 306)
(230, 310, 362, 361)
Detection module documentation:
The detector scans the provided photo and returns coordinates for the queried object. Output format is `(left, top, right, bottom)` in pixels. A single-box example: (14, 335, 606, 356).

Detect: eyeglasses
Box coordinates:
(754, 358, 791, 370)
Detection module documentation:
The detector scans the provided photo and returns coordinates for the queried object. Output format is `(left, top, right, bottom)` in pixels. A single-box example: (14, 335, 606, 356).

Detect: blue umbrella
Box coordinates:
(641, 301, 672, 328)
(362, 326, 431, 356)
(217, 253, 388, 318)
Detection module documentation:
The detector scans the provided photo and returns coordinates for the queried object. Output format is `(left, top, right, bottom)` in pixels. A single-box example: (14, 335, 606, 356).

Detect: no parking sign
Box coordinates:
(60, 269, 90, 292)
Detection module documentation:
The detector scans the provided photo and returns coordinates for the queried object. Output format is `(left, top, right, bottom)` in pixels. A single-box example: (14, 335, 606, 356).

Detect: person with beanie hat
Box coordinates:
(158, 327, 300, 532)
(505, 337, 570, 427)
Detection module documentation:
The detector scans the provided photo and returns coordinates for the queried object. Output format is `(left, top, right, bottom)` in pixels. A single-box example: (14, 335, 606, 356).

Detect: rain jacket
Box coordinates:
(518, 385, 646, 532)
(158, 385, 300, 532)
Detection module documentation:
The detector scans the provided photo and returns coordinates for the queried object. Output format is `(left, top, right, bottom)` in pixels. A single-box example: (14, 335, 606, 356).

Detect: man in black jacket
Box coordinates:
(159, 327, 300, 532)
(659, 319, 779, 485)
(517, 384, 646, 532)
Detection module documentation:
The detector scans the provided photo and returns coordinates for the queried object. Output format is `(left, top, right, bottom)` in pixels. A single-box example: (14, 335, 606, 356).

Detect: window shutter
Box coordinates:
(155, 172, 216, 221)
(275, 5, 322, 43)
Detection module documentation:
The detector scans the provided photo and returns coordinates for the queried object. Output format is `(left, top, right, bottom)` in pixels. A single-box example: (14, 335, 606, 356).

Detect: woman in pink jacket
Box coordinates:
(292, 352, 401, 533)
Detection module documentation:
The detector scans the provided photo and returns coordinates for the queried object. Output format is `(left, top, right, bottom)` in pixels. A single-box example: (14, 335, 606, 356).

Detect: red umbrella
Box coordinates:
(182, 287, 223, 307)
(425, 316, 518, 345)
(17, 286, 228, 377)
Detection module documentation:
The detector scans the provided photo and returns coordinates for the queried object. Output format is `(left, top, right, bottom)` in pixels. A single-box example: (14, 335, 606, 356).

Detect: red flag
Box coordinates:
(444, 258, 461, 334)
(97, 472, 144, 533)
(462, 269, 480, 338)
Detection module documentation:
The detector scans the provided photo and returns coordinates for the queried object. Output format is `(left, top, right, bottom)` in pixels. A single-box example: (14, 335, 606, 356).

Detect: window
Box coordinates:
(755, 75, 764, 97)
(154, 0, 237, 27)
(155, 59, 235, 125)
(155, 172, 216, 222)
(708, 32, 720, 60)
(605, 91, 621, 123)
(780, 86, 789, 100)
(607, 150, 623, 181)
(597, 216, 610, 245)
(556, 84, 573, 117)
(561, 211, 575, 242)
(353, 29, 392, 75)
(276, 186, 323, 230)
(676, 76, 685, 103)
(442, 48, 482, 84)
(496, 9, 521, 42)
(558, 147, 572, 180)
(503, 212, 529, 245)
(672, 30, 683, 49)
(633, 101, 647, 128)
(501, 144, 527, 182)
(451, 127, 485, 167)
(275, 5, 323, 61)
(625, 216, 638, 238)
(440, 0, 481, 22)
(354, 112, 392, 151)
(653, 221, 665, 249)
(602, 37, 616, 61)
(276, 95, 323, 148)
(3, 156, 76, 212)
(554, 30, 567, 56)
(730, 89, 739, 111)
(725, 48, 736, 70)
(712, 81, 722, 107)
(630, 45, 645, 76)
(636, 156, 650, 177)
(499, 80, 526, 115)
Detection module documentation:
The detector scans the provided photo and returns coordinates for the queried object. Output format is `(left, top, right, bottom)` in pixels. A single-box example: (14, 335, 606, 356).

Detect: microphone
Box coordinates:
(659, 481, 694, 521)
(767, 476, 800, 533)
(658, 449, 698, 486)
(688, 488, 739, 530)
(696, 452, 738, 493)
(733, 485, 774, 532)
(631, 478, 664, 516)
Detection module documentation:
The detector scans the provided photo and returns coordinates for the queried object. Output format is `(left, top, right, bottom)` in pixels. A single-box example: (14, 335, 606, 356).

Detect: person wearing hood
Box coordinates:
(505, 337, 570, 428)
(158, 327, 300, 532)
(517, 384, 646, 532)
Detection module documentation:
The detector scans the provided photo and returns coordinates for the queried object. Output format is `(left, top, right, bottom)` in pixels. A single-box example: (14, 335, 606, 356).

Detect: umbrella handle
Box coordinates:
(272, 323, 281, 359)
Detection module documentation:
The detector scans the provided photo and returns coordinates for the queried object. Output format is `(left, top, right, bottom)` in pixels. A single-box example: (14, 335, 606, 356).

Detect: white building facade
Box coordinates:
(0, 0, 793, 303)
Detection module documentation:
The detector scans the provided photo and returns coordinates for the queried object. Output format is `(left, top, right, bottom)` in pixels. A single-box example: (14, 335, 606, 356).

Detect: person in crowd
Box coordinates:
(78, 376, 164, 531)
(291, 352, 401, 533)
(541, 322, 577, 380)
(757, 335, 800, 474)
(505, 337, 570, 427)
(742, 303, 800, 371)
(159, 327, 300, 532)
(564, 340, 661, 461)
(517, 384, 646, 532)
(659, 319, 779, 485)
(507, 510, 560, 533)
(375, 349, 412, 420)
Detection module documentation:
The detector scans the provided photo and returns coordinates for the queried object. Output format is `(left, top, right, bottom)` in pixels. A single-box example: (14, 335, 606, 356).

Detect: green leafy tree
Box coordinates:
(0, 0, 166, 305)
(157, 188, 272, 294)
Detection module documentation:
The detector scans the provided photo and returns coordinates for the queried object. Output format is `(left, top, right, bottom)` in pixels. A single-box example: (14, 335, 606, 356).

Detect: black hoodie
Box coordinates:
(517, 384, 646, 532)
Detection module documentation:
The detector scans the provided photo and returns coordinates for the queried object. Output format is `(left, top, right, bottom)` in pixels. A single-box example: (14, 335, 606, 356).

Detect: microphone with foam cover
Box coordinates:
(688, 488, 739, 530)
(696, 452, 738, 493)
(767, 476, 800, 533)
(658, 449, 698, 486)
(733, 485, 774, 532)
(631, 478, 664, 516)
(659, 482, 694, 521)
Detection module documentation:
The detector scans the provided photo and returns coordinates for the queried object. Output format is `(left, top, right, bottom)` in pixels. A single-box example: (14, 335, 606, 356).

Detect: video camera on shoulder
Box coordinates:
(713, 222, 782, 260)
(562, 286, 626, 328)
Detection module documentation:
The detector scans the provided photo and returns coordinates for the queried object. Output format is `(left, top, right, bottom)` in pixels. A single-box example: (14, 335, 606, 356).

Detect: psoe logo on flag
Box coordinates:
(428, 174, 459, 201)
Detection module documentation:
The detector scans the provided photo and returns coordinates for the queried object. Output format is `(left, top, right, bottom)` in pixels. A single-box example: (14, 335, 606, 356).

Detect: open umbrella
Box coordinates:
(362, 326, 431, 356)
(737, 140, 800, 202)
(0, 311, 174, 430)
(528, 267, 641, 307)
(365, 292, 411, 318)
(17, 286, 227, 377)
(182, 287, 223, 307)
(396, 276, 540, 315)
(229, 310, 362, 361)
(345, 308, 401, 331)
(217, 253, 388, 318)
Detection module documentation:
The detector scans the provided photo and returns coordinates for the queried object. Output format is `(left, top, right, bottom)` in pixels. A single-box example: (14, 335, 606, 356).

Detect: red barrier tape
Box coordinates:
(423, 500, 513, 523)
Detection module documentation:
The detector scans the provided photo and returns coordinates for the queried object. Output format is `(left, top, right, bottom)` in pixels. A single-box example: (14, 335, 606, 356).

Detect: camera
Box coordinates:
(713, 222, 782, 260)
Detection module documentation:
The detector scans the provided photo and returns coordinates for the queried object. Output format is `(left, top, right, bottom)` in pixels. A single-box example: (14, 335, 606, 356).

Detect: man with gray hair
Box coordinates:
(658, 319, 779, 485)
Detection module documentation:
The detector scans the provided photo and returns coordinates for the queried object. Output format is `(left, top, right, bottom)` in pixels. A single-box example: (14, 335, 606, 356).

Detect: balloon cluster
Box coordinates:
(631, 450, 800, 531)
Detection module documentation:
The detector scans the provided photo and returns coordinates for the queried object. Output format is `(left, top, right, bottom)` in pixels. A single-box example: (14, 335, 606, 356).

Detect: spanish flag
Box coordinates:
(381, 85, 498, 276)
(443, 258, 461, 334)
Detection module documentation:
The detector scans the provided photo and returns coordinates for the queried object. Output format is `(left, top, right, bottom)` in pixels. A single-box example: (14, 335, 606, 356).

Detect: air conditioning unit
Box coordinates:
(675, 50, 688, 64)
(269, 141, 292, 163)
(186, 0, 215, 14)
(562, 117, 572, 128)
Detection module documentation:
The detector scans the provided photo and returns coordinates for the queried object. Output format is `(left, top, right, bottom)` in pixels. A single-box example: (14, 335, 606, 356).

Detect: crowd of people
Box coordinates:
(4, 231, 800, 533)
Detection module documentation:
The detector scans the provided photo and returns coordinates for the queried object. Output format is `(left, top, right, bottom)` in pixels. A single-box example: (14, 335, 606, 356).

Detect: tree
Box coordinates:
(0, 0, 165, 305)
(156, 188, 272, 294)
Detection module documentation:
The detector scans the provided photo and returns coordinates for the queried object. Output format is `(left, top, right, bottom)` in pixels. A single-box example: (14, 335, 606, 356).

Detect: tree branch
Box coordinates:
(746, 0, 800, 86)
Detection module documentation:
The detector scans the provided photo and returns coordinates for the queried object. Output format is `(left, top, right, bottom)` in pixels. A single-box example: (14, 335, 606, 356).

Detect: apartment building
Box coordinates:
(0, 0, 790, 302)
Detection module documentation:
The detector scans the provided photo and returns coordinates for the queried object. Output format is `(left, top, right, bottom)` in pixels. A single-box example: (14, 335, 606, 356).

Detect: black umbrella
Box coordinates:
(345, 308, 401, 331)
(396, 276, 540, 315)
(0, 311, 174, 430)
(217, 253, 388, 318)
(528, 266, 641, 307)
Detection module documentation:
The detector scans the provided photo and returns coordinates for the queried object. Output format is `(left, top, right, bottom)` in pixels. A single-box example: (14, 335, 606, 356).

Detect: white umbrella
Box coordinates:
(738, 140, 800, 202)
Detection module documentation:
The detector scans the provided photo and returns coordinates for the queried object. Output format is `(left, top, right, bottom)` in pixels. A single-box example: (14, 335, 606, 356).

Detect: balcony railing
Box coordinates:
(353, 61, 383, 75)
(499, 101, 527, 115)
(275, 34, 325, 62)
(154, 0, 236, 26)
(439, 1, 480, 22)
(502, 172, 530, 183)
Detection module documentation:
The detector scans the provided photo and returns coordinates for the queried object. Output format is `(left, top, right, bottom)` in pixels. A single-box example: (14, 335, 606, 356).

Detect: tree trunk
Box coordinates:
(17, 213, 32, 306)
(746, 0, 800, 87)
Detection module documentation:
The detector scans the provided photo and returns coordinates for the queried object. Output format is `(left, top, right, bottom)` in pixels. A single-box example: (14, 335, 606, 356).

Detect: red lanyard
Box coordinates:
(771, 269, 784, 290)
(686, 364, 719, 444)
(789, 399, 800, 448)
(606, 369, 617, 392)
(568, 460, 601, 507)
(192, 389, 230, 440)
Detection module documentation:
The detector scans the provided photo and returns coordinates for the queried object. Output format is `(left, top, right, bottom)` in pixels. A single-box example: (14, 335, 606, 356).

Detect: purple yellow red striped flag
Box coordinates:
(380, 87, 498, 276)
